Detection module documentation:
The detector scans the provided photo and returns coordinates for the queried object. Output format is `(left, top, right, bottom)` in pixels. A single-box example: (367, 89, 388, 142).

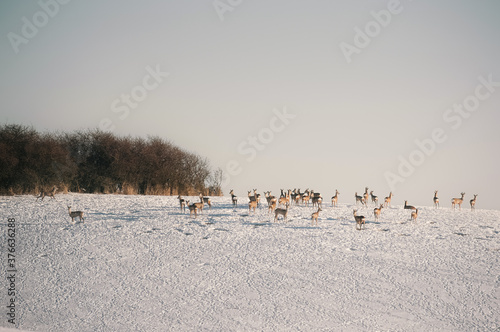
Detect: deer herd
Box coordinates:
(35, 186, 479, 229)
(178, 188, 479, 230)
(173, 187, 479, 231)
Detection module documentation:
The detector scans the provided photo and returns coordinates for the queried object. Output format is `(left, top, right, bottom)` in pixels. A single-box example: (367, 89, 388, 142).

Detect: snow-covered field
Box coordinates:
(1, 193, 499, 331)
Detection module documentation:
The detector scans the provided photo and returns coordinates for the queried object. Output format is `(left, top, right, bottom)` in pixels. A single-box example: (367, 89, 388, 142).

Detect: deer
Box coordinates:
(249, 199, 258, 213)
(374, 204, 383, 221)
(194, 198, 204, 214)
(248, 190, 257, 203)
(274, 203, 289, 222)
(470, 194, 478, 211)
(404, 200, 416, 210)
(36, 186, 57, 201)
(311, 207, 322, 225)
(410, 208, 418, 222)
(331, 190, 339, 207)
(253, 189, 261, 206)
(451, 192, 465, 210)
(230, 189, 238, 206)
(384, 192, 393, 208)
(370, 191, 378, 205)
(278, 190, 290, 206)
(295, 189, 304, 205)
(199, 193, 212, 209)
(294, 189, 303, 205)
(186, 201, 198, 218)
(433, 190, 439, 208)
(178, 195, 186, 212)
(265, 191, 275, 206)
(355, 192, 365, 206)
(311, 195, 323, 208)
(363, 187, 369, 206)
(268, 197, 277, 214)
(302, 191, 311, 206)
(301, 189, 310, 203)
(67, 206, 84, 223)
(353, 209, 366, 230)
(291, 189, 298, 205)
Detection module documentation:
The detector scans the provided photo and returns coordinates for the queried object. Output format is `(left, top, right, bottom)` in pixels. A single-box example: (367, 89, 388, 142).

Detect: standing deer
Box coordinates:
(253, 189, 261, 206)
(311, 207, 321, 225)
(248, 190, 257, 204)
(268, 197, 277, 214)
(312, 195, 323, 208)
(370, 191, 378, 205)
(294, 189, 304, 205)
(36, 186, 57, 201)
(178, 195, 186, 212)
(355, 192, 365, 206)
(278, 190, 290, 206)
(363, 187, 369, 206)
(433, 190, 439, 208)
(331, 190, 339, 207)
(199, 193, 212, 209)
(353, 209, 366, 230)
(291, 189, 298, 205)
(194, 198, 204, 214)
(286, 189, 293, 204)
(186, 201, 198, 218)
(265, 191, 275, 206)
(67, 206, 84, 223)
(230, 189, 238, 206)
(274, 203, 289, 222)
(451, 192, 466, 210)
(410, 208, 418, 222)
(384, 192, 393, 208)
(302, 191, 311, 206)
(374, 204, 383, 221)
(470, 194, 478, 211)
(249, 199, 258, 213)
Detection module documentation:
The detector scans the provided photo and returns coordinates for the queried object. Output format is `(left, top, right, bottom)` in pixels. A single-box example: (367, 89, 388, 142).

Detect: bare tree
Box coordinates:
(207, 167, 223, 196)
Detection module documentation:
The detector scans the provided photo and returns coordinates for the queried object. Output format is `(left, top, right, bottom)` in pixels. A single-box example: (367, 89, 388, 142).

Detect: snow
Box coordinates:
(1, 193, 499, 331)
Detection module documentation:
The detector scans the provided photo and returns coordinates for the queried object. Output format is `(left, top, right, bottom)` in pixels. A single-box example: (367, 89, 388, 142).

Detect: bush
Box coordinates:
(0, 124, 221, 196)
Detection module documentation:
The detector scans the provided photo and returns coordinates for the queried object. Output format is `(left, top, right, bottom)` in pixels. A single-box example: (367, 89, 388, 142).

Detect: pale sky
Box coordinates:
(1, 1, 499, 210)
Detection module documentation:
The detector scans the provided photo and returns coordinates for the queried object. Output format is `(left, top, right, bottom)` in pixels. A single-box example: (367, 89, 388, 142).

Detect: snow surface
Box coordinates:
(1, 193, 499, 331)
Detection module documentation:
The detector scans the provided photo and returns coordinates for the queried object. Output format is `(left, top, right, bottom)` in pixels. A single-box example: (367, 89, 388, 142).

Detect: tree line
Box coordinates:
(0, 124, 222, 196)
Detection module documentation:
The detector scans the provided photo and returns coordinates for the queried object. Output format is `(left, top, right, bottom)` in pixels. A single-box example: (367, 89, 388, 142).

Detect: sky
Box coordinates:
(1, 0, 499, 210)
